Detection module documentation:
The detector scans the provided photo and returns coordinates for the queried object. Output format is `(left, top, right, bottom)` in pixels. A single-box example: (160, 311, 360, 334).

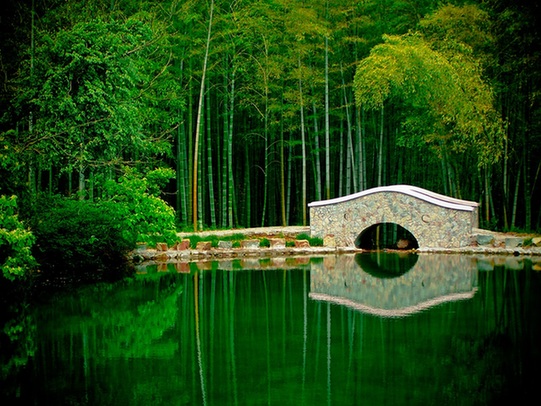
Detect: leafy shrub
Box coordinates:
(30, 196, 134, 283)
(100, 167, 178, 246)
(0, 195, 36, 282)
(296, 233, 323, 247)
(259, 238, 270, 247)
(102, 168, 177, 245)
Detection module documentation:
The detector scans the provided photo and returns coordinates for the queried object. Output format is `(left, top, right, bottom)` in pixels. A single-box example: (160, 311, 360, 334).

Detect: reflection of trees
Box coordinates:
(4, 257, 539, 405)
(0, 310, 35, 398)
(43, 274, 183, 360)
(32, 271, 184, 405)
(441, 262, 541, 404)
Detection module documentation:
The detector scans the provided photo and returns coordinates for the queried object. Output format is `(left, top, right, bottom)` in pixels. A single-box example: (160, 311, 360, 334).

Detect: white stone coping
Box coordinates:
(308, 290, 477, 318)
(308, 185, 479, 212)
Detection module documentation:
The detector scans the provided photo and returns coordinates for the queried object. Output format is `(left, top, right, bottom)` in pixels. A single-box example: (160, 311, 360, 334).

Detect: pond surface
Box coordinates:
(1, 253, 540, 405)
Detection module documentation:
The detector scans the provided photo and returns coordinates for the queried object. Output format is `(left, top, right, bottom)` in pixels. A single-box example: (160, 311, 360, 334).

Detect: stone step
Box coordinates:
(472, 229, 534, 248)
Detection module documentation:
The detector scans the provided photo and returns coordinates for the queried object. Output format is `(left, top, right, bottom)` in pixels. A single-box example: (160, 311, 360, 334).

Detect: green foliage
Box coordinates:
(100, 167, 178, 246)
(353, 30, 504, 167)
(259, 238, 270, 247)
(296, 233, 323, 246)
(4, 13, 180, 174)
(183, 233, 247, 249)
(30, 196, 134, 282)
(185, 235, 218, 249)
(0, 196, 36, 281)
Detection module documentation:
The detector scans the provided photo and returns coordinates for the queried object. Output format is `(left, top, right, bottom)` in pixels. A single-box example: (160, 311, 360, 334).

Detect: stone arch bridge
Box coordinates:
(309, 185, 479, 249)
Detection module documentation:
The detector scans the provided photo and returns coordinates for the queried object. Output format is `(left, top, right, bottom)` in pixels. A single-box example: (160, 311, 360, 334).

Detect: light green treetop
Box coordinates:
(0, 195, 36, 281)
(354, 30, 504, 166)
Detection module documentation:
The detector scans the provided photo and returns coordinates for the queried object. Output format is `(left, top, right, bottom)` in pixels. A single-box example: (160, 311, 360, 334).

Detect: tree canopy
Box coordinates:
(0, 0, 539, 238)
(354, 33, 504, 166)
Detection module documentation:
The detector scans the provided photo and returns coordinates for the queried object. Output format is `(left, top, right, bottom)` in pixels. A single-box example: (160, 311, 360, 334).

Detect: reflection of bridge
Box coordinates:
(309, 254, 478, 318)
(309, 185, 479, 249)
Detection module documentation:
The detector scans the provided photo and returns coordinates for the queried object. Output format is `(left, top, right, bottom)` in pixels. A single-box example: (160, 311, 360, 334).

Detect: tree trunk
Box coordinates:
(227, 71, 235, 227)
(312, 100, 322, 201)
(378, 106, 384, 186)
(205, 79, 216, 228)
(324, 32, 331, 199)
(341, 68, 355, 195)
(192, 0, 214, 231)
(299, 58, 307, 225)
(280, 94, 286, 227)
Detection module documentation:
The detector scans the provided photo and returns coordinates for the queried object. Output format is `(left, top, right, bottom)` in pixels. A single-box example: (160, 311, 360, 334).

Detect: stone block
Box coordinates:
(294, 239, 310, 248)
(269, 238, 286, 249)
(476, 234, 494, 246)
(504, 237, 523, 248)
(156, 242, 168, 251)
(196, 241, 212, 250)
(396, 239, 411, 249)
(323, 235, 336, 247)
(241, 239, 260, 249)
(155, 253, 169, 262)
(531, 237, 541, 247)
(218, 240, 233, 249)
(176, 240, 190, 250)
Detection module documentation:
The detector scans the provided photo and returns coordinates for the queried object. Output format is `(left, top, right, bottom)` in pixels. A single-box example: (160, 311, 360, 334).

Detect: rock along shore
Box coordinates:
(132, 226, 541, 265)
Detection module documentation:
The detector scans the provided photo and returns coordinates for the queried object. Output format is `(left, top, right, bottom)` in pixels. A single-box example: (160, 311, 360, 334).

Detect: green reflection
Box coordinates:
(2, 255, 540, 405)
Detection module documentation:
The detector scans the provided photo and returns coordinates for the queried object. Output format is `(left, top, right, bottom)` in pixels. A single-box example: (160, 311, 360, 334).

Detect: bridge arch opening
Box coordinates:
(354, 222, 419, 250)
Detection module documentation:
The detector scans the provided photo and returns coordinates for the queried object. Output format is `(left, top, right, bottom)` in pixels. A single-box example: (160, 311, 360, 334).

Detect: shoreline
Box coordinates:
(133, 226, 541, 265)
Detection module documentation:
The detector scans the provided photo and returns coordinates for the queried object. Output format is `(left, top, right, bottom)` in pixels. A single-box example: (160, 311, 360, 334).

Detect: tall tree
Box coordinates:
(5, 15, 179, 196)
(192, 0, 214, 231)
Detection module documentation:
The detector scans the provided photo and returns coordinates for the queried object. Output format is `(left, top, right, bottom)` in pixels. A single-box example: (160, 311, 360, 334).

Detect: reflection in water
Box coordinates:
(355, 251, 418, 278)
(2, 255, 540, 405)
(310, 253, 478, 317)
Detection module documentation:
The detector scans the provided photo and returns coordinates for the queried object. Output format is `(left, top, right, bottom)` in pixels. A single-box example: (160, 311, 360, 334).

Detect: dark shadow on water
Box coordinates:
(354, 251, 418, 278)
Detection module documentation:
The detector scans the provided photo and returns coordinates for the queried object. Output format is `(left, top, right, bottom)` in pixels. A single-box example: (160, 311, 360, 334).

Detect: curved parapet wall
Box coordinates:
(308, 185, 479, 249)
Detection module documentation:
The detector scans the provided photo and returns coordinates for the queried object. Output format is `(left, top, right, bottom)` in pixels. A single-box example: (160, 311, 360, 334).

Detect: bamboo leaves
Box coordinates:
(353, 33, 504, 166)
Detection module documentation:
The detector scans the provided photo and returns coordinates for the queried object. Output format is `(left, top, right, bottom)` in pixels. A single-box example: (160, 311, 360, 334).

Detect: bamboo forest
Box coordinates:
(2, 1, 541, 405)
(1, 0, 540, 233)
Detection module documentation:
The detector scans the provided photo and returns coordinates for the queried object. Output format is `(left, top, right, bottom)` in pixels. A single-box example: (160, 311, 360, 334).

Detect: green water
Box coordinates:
(1, 253, 540, 405)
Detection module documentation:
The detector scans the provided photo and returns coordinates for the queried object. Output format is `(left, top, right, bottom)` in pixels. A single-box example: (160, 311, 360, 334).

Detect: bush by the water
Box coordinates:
(28, 168, 179, 285)
(30, 197, 134, 283)
(100, 167, 178, 246)
(0, 195, 36, 282)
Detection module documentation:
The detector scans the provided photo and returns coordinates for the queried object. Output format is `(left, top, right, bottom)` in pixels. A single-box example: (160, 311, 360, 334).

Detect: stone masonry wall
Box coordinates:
(310, 190, 477, 249)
